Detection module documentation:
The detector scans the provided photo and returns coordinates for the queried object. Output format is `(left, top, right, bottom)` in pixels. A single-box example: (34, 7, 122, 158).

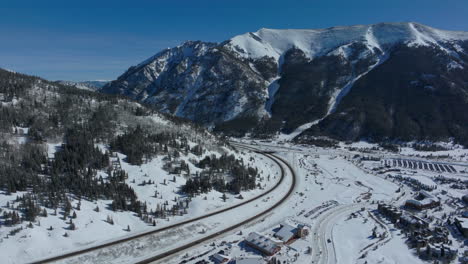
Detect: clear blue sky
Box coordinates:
(1, 0, 467, 81)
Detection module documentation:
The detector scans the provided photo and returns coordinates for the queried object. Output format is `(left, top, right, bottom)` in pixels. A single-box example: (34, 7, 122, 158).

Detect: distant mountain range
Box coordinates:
(101, 22, 468, 145)
(58, 80, 109, 91)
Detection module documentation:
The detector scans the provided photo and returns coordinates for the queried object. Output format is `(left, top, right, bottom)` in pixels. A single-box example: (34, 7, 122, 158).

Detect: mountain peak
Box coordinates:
(103, 22, 468, 143)
(227, 22, 468, 61)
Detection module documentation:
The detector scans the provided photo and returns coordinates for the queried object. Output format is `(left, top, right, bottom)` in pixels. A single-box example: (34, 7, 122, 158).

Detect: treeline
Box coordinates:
(0, 69, 39, 100)
(0, 126, 144, 225)
(293, 137, 338, 148)
(0, 69, 159, 223)
(0, 68, 149, 141)
(0, 68, 253, 229)
(182, 154, 257, 195)
(111, 126, 207, 165)
(379, 143, 400, 152)
(0, 141, 46, 194)
(46, 127, 142, 213)
(413, 144, 449, 152)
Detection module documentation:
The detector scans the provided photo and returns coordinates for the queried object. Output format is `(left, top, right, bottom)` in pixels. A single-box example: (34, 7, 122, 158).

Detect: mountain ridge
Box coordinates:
(57, 80, 109, 91)
(101, 22, 468, 145)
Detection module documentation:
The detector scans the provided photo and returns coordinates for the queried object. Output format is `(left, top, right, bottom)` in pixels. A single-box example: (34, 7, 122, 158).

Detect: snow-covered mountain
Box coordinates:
(228, 23, 468, 60)
(102, 22, 468, 144)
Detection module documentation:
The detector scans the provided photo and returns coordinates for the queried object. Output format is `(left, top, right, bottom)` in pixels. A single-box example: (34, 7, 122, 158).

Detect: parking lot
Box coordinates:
(384, 159, 457, 173)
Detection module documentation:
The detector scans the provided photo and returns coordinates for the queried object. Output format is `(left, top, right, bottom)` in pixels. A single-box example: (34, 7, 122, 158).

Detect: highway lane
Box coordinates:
(32, 146, 295, 264)
(310, 203, 368, 264)
(139, 146, 297, 264)
(232, 141, 468, 168)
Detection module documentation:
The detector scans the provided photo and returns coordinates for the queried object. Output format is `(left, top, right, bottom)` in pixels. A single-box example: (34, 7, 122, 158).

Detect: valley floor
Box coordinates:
(0, 141, 280, 264)
(1, 138, 467, 264)
(157, 140, 468, 264)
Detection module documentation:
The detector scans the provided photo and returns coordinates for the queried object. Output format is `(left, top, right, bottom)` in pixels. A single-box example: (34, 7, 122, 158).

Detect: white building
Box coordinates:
(235, 256, 264, 264)
(244, 232, 282, 256)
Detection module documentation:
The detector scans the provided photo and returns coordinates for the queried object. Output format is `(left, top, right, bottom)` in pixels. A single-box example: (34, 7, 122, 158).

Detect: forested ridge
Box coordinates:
(0, 68, 258, 230)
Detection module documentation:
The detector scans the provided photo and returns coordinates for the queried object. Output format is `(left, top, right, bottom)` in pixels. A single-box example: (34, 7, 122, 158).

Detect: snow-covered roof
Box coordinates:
(212, 253, 230, 262)
(406, 199, 422, 207)
(400, 214, 416, 223)
(400, 214, 428, 225)
(235, 256, 264, 264)
(456, 217, 468, 229)
(406, 198, 438, 207)
(274, 223, 297, 242)
(419, 191, 434, 199)
(245, 232, 281, 254)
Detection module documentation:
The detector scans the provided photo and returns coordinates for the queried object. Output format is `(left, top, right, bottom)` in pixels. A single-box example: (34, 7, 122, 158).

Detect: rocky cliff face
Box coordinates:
(102, 41, 271, 126)
(300, 42, 468, 144)
(102, 22, 468, 144)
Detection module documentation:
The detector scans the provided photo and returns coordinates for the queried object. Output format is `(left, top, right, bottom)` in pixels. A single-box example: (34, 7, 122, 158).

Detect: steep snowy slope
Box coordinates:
(228, 23, 468, 60)
(102, 22, 468, 143)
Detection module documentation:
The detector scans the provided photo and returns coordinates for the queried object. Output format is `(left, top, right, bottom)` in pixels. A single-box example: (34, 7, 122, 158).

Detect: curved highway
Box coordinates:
(310, 203, 368, 264)
(234, 140, 468, 168)
(137, 144, 296, 263)
(32, 144, 296, 264)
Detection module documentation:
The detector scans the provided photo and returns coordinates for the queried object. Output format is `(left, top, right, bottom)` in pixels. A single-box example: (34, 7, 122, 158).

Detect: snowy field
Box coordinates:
(1, 138, 467, 264)
(0, 141, 281, 264)
(159, 140, 467, 264)
(158, 145, 416, 264)
(50, 149, 293, 264)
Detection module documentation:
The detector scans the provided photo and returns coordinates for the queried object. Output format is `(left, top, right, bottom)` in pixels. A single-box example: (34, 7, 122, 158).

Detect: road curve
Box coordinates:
(136, 145, 296, 264)
(310, 203, 367, 264)
(32, 144, 296, 264)
(234, 140, 468, 168)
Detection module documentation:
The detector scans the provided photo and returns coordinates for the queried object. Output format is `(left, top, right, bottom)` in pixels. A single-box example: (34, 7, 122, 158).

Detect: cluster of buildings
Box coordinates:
(433, 175, 468, 190)
(377, 203, 457, 261)
(404, 191, 440, 210)
(244, 232, 282, 256)
(233, 256, 264, 264)
(454, 196, 468, 238)
(244, 223, 308, 256)
(389, 174, 436, 192)
(211, 250, 265, 264)
(210, 250, 264, 264)
(455, 217, 468, 238)
(208, 223, 308, 264)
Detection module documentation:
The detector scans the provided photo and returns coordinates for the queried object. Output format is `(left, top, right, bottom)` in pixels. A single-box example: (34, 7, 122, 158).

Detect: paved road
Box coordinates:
(233, 141, 468, 168)
(310, 203, 368, 264)
(139, 145, 297, 264)
(33, 146, 296, 264)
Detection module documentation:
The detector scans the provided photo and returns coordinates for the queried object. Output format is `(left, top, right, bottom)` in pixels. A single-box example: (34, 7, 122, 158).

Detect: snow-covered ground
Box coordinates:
(0, 141, 281, 264)
(157, 143, 417, 264)
(158, 140, 467, 264)
(48, 148, 293, 264)
(2, 138, 467, 263)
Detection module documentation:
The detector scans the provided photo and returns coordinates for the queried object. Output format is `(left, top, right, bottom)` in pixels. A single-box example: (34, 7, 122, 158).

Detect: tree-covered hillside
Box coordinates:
(0, 68, 257, 228)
